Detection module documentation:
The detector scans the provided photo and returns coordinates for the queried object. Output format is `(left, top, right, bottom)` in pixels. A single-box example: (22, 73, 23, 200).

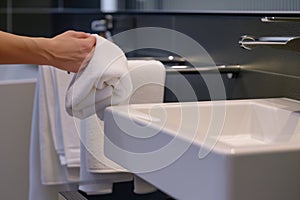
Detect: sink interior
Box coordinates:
(218, 102, 300, 146)
(124, 98, 300, 151)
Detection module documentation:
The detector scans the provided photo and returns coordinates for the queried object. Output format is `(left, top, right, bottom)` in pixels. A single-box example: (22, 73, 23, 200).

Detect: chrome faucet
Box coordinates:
(239, 35, 300, 53)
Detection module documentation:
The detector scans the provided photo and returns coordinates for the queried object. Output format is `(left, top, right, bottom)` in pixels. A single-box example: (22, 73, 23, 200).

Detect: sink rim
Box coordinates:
(105, 98, 300, 156)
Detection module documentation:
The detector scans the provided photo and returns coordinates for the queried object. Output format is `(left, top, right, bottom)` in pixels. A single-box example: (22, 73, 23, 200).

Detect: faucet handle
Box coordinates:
(239, 35, 257, 50)
(239, 35, 300, 53)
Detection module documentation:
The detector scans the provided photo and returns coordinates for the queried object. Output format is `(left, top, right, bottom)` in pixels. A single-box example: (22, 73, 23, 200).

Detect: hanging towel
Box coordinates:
(38, 66, 72, 184)
(126, 60, 165, 104)
(33, 65, 81, 184)
(79, 116, 133, 195)
(65, 34, 132, 120)
(88, 60, 165, 172)
(82, 60, 166, 194)
(53, 69, 81, 168)
(29, 72, 78, 200)
(122, 60, 166, 194)
(83, 115, 128, 173)
(41, 67, 65, 161)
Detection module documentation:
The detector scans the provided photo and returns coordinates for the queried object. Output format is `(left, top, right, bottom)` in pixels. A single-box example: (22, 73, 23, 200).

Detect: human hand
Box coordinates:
(46, 30, 96, 72)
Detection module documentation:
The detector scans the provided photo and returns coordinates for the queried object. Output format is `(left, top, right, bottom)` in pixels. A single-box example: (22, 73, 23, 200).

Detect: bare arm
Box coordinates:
(0, 30, 96, 72)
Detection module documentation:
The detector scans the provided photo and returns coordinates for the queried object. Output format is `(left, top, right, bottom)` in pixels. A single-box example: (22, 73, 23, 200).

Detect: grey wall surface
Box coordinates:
(0, 0, 100, 35)
(111, 13, 300, 101)
(162, 0, 300, 12)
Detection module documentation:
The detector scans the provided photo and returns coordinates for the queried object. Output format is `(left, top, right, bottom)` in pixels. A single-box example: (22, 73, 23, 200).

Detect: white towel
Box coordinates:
(116, 60, 166, 194)
(87, 60, 165, 172)
(65, 34, 132, 120)
(32, 65, 81, 185)
(53, 69, 81, 168)
(79, 116, 133, 195)
(81, 60, 165, 194)
(126, 60, 165, 104)
(33, 35, 165, 196)
(29, 73, 78, 200)
(83, 115, 128, 173)
(38, 66, 72, 184)
(41, 67, 65, 159)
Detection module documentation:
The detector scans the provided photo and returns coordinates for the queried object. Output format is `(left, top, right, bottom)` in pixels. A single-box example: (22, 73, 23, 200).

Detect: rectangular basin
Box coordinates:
(104, 98, 300, 200)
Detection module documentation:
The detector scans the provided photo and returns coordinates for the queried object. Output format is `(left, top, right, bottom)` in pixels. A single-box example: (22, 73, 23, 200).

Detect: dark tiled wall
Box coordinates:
(0, 14, 6, 31)
(9, 0, 100, 8)
(0, 0, 6, 8)
(231, 70, 300, 100)
(63, 0, 100, 8)
(12, 14, 52, 36)
(115, 13, 300, 77)
(111, 13, 300, 101)
(12, 0, 54, 8)
(0, 0, 6, 31)
(51, 13, 100, 36)
(0, 0, 101, 36)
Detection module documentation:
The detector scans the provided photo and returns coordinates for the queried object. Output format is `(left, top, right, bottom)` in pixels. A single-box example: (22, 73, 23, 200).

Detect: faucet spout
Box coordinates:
(239, 35, 300, 53)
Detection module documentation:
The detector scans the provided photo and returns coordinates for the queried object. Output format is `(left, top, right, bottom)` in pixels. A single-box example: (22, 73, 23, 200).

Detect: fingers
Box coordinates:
(51, 30, 96, 72)
(79, 35, 96, 53)
(85, 35, 97, 48)
(64, 31, 96, 48)
(67, 30, 96, 51)
(66, 30, 91, 39)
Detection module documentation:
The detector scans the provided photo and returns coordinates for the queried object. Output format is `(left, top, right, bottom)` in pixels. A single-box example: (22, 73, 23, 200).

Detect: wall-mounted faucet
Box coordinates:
(91, 15, 114, 41)
(239, 35, 300, 53)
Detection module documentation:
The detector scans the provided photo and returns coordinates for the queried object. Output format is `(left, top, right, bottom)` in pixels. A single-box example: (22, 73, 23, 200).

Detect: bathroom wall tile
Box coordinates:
(111, 14, 175, 57)
(0, 14, 6, 31)
(0, 0, 6, 8)
(63, 0, 99, 8)
(12, 14, 52, 36)
(112, 14, 136, 34)
(12, 0, 57, 8)
(164, 73, 233, 102)
(51, 13, 100, 35)
(173, 15, 300, 77)
(109, 13, 300, 102)
(231, 69, 300, 100)
(134, 14, 174, 29)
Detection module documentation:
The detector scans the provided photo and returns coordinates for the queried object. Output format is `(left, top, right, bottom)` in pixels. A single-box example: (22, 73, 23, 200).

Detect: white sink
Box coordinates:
(104, 98, 300, 200)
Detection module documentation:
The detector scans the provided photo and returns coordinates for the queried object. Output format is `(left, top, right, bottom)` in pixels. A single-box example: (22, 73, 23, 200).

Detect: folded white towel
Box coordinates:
(53, 69, 81, 167)
(42, 67, 65, 159)
(126, 60, 165, 104)
(88, 60, 165, 173)
(84, 60, 166, 195)
(66, 34, 132, 120)
(29, 71, 78, 200)
(79, 121, 133, 195)
(38, 67, 71, 185)
(31, 65, 81, 185)
(83, 115, 127, 173)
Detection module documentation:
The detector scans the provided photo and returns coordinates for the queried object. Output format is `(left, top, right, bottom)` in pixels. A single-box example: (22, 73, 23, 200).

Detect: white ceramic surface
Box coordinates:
(104, 98, 300, 200)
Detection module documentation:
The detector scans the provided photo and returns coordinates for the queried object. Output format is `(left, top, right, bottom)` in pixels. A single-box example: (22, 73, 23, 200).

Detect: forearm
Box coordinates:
(0, 30, 96, 72)
(0, 31, 51, 65)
